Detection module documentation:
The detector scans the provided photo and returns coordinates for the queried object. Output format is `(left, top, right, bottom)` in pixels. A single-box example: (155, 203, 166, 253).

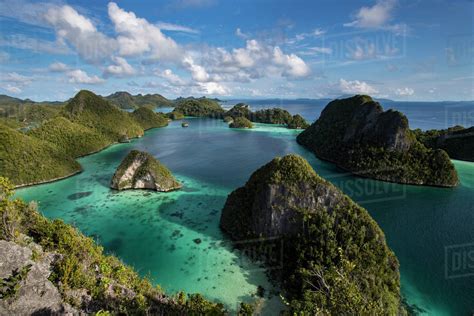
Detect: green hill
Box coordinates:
(172, 97, 224, 117)
(64, 90, 143, 141)
(27, 116, 110, 158)
(0, 123, 81, 186)
(105, 91, 173, 109)
(131, 107, 169, 130)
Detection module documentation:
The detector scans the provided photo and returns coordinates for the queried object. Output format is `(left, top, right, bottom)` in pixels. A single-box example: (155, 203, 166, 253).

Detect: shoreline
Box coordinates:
(13, 127, 166, 189)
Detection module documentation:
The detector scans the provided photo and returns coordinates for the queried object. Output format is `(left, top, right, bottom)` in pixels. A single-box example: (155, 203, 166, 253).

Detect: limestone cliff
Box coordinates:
(297, 95, 458, 187)
(111, 150, 181, 191)
(220, 154, 403, 314)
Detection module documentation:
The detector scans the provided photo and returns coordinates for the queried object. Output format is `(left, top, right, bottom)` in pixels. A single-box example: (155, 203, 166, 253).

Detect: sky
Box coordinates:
(0, 0, 472, 101)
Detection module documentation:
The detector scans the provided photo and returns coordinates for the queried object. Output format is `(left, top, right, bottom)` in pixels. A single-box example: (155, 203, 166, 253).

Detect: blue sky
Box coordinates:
(0, 0, 472, 101)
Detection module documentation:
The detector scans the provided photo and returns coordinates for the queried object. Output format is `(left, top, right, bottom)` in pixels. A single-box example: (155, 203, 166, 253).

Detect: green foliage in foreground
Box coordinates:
(0, 123, 81, 186)
(0, 177, 226, 315)
(131, 107, 169, 130)
(229, 117, 253, 129)
(27, 117, 110, 158)
(63, 90, 143, 141)
(172, 98, 224, 118)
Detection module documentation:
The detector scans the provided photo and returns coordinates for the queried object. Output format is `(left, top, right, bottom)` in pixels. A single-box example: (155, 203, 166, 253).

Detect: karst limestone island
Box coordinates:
(297, 95, 459, 187)
(220, 154, 404, 315)
(0, 90, 169, 187)
(111, 150, 181, 192)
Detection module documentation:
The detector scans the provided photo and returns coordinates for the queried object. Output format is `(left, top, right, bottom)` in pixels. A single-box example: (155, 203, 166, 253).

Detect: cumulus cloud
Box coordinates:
(49, 62, 69, 72)
(108, 2, 181, 61)
(104, 56, 136, 77)
(273, 47, 311, 78)
(395, 87, 414, 96)
(345, 0, 396, 28)
(67, 69, 104, 84)
(338, 79, 378, 95)
(157, 69, 187, 86)
(44, 5, 117, 63)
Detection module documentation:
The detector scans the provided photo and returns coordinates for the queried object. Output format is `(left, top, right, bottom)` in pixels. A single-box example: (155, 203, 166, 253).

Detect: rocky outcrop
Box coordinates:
(220, 154, 402, 314)
(0, 240, 80, 315)
(110, 150, 181, 191)
(229, 117, 253, 129)
(297, 95, 458, 187)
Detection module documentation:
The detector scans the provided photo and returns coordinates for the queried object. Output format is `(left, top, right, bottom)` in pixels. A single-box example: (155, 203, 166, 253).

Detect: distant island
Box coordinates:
(297, 95, 459, 187)
(220, 154, 403, 314)
(413, 126, 474, 162)
(105, 91, 174, 110)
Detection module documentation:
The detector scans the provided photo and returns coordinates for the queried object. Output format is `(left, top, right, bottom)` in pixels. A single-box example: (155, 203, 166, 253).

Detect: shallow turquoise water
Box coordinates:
(16, 118, 474, 315)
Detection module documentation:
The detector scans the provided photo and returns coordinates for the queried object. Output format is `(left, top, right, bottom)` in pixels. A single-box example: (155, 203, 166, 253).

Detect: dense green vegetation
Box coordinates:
(413, 126, 474, 162)
(224, 103, 309, 129)
(167, 111, 185, 120)
(0, 177, 226, 315)
(27, 117, 110, 158)
(229, 117, 253, 129)
(172, 98, 225, 117)
(131, 107, 169, 130)
(0, 123, 81, 186)
(297, 95, 458, 187)
(105, 91, 173, 109)
(220, 155, 403, 315)
(287, 114, 309, 129)
(63, 90, 144, 142)
(111, 150, 181, 191)
(0, 90, 173, 186)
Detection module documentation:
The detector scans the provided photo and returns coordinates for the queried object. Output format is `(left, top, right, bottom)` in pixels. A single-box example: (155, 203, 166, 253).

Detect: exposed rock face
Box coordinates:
(220, 155, 346, 240)
(220, 154, 402, 313)
(111, 150, 181, 191)
(0, 240, 80, 315)
(297, 95, 458, 187)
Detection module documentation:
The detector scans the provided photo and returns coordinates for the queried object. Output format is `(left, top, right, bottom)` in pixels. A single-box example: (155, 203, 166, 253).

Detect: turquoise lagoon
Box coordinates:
(16, 117, 474, 315)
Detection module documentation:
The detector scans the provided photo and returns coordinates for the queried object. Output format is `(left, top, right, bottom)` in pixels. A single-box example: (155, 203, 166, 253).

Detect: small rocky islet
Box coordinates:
(110, 150, 181, 192)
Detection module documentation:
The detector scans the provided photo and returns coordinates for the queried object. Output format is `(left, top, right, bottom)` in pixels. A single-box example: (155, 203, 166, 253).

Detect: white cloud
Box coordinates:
(4, 72, 32, 85)
(67, 69, 104, 84)
(235, 28, 248, 39)
(104, 56, 136, 77)
(2, 84, 22, 94)
(338, 79, 378, 95)
(273, 47, 311, 78)
(197, 82, 230, 95)
(49, 62, 69, 72)
(158, 69, 187, 86)
(308, 46, 332, 55)
(395, 87, 414, 96)
(313, 28, 326, 36)
(345, 0, 396, 28)
(108, 2, 181, 61)
(156, 22, 199, 34)
(45, 5, 117, 63)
